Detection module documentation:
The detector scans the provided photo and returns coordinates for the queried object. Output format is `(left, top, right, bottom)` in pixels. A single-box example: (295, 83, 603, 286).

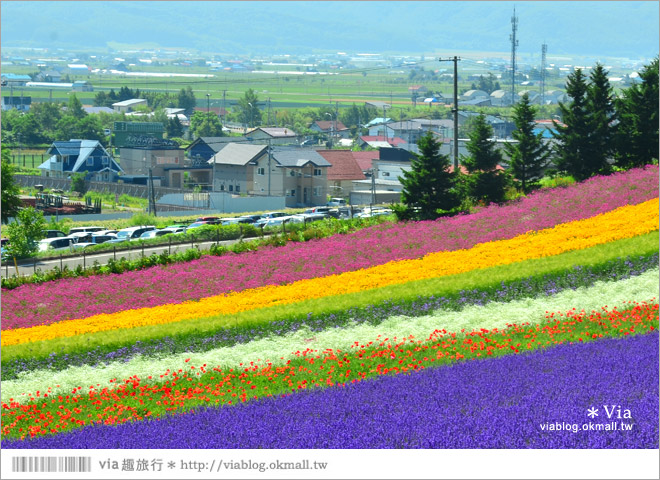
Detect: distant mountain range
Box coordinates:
(2, 1, 658, 60)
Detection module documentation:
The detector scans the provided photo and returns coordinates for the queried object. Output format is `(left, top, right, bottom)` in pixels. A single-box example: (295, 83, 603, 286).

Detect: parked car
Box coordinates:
(356, 208, 393, 218)
(196, 216, 221, 224)
(44, 230, 67, 239)
(260, 216, 299, 228)
(159, 226, 187, 235)
(255, 212, 288, 226)
(185, 221, 211, 230)
(139, 230, 175, 240)
(37, 237, 75, 252)
(72, 234, 117, 250)
(94, 229, 119, 236)
(1, 239, 9, 260)
(221, 217, 254, 225)
(107, 226, 157, 243)
(326, 198, 347, 207)
(297, 213, 330, 223)
(238, 215, 263, 223)
(68, 226, 105, 235)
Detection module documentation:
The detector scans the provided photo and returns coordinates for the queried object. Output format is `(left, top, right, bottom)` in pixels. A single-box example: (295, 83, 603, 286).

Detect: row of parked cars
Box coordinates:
(36, 224, 188, 253)
(33, 205, 393, 253)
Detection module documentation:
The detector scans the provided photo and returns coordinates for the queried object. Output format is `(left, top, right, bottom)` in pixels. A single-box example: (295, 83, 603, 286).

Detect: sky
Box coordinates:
(1, 1, 658, 59)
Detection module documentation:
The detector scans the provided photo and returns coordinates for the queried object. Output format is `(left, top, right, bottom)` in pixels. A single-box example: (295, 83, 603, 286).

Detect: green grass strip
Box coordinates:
(3, 231, 658, 364)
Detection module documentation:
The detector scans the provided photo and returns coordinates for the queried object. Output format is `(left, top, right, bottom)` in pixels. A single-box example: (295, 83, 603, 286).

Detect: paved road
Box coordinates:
(1, 236, 255, 279)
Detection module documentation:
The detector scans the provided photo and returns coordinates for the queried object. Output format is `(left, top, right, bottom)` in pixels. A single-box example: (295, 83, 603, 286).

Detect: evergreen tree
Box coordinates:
(177, 86, 197, 116)
(503, 93, 551, 194)
(397, 132, 460, 220)
(615, 58, 659, 169)
(166, 116, 184, 138)
(237, 89, 261, 128)
(462, 114, 508, 204)
(551, 68, 592, 180)
(67, 94, 87, 120)
(585, 63, 615, 175)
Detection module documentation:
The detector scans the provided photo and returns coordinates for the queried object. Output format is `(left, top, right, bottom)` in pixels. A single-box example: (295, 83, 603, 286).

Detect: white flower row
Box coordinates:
(3, 269, 658, 404)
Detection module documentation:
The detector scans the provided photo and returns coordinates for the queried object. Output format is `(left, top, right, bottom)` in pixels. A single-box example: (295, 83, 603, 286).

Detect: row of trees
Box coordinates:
(555, 60, 658, 179)
(94, 86, 197, 115)
(1, 95, 107, 146)
(398, 59, 658, 220)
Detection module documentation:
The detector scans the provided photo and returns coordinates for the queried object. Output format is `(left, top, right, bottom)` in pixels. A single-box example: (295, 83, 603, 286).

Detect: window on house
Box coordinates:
(313, 168, 322, 176)
(383, 171, 390, 177)
(229, 185, 233, 192)
(288, 189, 296, 197)
(257, 167, 265, 176)
(236, 185, 240, 193)
(220, 185, 225, 191)
(86, 157, 94, 166)
(313, 187, 321, 197)
(290, 170, 296, 177)
(102, 156, 109, 165)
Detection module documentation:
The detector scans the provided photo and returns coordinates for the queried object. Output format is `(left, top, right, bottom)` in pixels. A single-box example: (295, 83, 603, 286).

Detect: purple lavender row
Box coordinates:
(3, 165, 657, 329)
(7, 333, 658, 449)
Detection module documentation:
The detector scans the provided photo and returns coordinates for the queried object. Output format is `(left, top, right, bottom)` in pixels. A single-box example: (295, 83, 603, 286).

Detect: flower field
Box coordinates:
(2, 166, 659, 449)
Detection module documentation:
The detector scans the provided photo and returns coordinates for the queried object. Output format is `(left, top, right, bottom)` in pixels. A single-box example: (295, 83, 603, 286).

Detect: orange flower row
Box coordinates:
(3, 198, 658, 347)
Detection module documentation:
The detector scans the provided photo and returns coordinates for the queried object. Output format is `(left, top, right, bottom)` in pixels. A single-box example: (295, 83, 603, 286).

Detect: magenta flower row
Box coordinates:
(2, 165, 657, 330)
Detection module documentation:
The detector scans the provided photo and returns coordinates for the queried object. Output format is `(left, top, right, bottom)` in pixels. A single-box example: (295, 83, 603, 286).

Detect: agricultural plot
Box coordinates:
(1, 165, 658, 449)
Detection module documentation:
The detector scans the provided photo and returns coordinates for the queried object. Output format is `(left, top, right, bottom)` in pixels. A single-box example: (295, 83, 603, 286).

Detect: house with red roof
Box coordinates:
(316, 150, 366, 198)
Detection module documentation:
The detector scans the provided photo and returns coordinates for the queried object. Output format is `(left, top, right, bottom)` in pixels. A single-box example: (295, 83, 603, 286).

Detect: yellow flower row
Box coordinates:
(3, 198, 658, 347)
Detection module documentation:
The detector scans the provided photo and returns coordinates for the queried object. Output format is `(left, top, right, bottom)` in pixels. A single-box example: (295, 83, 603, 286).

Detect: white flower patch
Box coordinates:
(3, 269, 658, 404)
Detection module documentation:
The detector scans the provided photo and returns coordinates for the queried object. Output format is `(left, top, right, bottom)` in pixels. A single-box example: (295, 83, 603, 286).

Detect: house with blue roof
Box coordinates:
(1, 73, 32, 86)
(38, 140, 123, 182)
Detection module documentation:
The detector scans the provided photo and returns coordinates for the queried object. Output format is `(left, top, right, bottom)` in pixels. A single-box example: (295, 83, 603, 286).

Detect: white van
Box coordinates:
(38, 237, 75, 252)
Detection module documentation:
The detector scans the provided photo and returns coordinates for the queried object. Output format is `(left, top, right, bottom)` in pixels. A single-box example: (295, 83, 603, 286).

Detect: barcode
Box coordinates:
(11, 456, 92, 473)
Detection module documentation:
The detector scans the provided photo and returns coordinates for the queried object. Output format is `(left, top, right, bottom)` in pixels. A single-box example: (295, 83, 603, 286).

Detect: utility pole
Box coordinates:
(267, 139, 272, 196)
(222, 90, 227, 125)
(541, 43, 547, 105)
(510, 6, 519, 106)
(148, 167, 157, 216)
(439, 56, 461, 170)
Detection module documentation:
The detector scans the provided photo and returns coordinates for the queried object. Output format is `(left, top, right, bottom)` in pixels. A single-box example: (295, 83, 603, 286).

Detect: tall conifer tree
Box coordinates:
(398, 132, 460, 220)
(552, 68, 592, 180)
(585, 63, 615, 176)
(503, 93, 550, 193)
(615, 58, 659, 168)
(462, 114, 508, 204)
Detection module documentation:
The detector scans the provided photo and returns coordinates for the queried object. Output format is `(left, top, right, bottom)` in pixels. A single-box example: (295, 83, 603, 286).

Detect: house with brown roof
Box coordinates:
(316, 150, 366, 198)
(310, 120, 351, 139)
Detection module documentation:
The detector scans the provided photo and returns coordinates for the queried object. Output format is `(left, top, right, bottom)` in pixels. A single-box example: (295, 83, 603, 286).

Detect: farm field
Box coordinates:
(1, 165, 658, 449)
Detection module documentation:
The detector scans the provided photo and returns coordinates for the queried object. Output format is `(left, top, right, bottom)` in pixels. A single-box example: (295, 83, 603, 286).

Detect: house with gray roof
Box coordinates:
(490, 89, 514, 106)
(187, 136, 239, 162)
(245, 127, 299, 145)
(208, 143, 268, 195)
(208, 144, 330, 207)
